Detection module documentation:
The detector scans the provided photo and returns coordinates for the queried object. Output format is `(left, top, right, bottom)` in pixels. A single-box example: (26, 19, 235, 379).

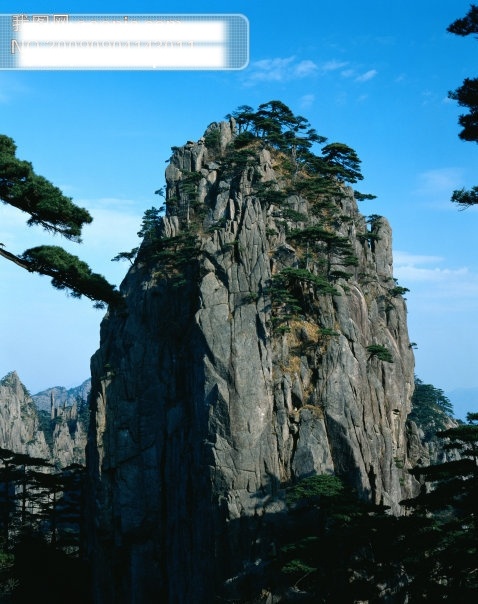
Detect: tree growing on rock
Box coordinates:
(0, 135, 120, 307)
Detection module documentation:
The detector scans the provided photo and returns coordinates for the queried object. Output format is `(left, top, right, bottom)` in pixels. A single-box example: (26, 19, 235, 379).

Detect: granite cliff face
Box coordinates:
(33, 381, 90, 467)
(0, 371, 88, 467)
(87, 116, 417, 602)
(0, 371, 50, 459)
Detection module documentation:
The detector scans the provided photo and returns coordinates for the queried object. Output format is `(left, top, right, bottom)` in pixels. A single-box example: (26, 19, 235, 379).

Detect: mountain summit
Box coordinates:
(87, 104, 417, 602)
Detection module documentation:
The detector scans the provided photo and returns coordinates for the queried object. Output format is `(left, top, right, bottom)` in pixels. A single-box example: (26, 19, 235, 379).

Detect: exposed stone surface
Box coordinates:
(0, 371, 50, 459)
(32, 379, 91, 413)
(50, 401, 88, 467)
(406, 416, 461, 469)
(0, 371, 88, 467)
(33, 381, 89, 467)
(87, 121, 419, 602)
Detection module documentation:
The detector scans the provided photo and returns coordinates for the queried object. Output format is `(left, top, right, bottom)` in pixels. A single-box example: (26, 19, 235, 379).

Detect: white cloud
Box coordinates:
(420, 90, 435, 106)
(299, 94, 315, 109)
(244, 57, 377, 87)
(321, 60, 348, 72)
(243, 56, 319, 85)
(341, 67, 377, 82)
(355, 69, 378, 82)
(394, 250, 473, 285)
(414, 168, 464, 196)
(250, 56, 295, 79)
(395, 263, 469, 283)
(294, 60, 318, 77)
(394, 251, 443, 266)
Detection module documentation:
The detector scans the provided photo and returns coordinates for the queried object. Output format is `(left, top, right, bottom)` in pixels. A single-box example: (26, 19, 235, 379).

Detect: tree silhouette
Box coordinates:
(0, 448, 52, 542)
(447, 5, 478, 207)
(401, 413, 478, 600)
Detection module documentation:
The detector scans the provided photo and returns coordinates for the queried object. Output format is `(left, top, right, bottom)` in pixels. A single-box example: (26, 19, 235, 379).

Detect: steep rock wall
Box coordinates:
(50, 403, 88, 467)
(0, 371, 50, 459)
(0, 371, 88, 467)
(87, 120, 416, 602)
(33, 380, 90, 466)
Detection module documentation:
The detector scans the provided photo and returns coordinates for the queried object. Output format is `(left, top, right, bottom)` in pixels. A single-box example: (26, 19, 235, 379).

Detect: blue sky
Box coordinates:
(1, 1, 477, 419)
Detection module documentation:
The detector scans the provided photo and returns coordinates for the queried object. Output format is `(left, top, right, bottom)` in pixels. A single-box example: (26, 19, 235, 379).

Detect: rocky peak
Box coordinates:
(31, 380, 90, 468)
(0, 371, 88, 467)
(32, 378, 91, 413)
(0, 371, 50, 459)
(87, 110, 418, 602)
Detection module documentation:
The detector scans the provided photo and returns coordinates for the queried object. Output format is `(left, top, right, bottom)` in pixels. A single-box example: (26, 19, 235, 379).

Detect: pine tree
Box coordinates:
(401, 413, 478, 600)
(0, 135, 120, 307)
(447, 5, 478, 207)
(409, 376, 454, 439)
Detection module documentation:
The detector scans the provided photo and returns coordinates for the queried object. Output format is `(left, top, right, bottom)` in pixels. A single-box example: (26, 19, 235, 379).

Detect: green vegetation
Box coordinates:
(137, 206, 164, 240)
(226, 101, 327, 161)
(225, 101, 371, 193)
(0, 446, 88, 600)
(451, 186, 478, 207)
(111, 248, 139, 265)
(203, 127, 221, 153)
(21, 246, 121, 309)
(285, 474, 344, 505)
(289, 226, 357, 272)
(366, 344, 394, 363)
(389, 284, 410, 297)
(409, 376, 454, 438)
(272, 473, 396, 601)
(0, 135, 120, 307)
(130, 101, 376, 313)
(357, 231, 380, 245)
(354, 190, 377, 201)
(281, 208, 308, 223)
(150, 232, 199, 287)
(0, 135, 91, 240)
(219, 147, 259, 181)
(400, 412, 478, 600)
(447, 5, 478, 207)
(320, 142, 363, 184)
(268, 267, 339, 332)
(255, 398, 476, 601)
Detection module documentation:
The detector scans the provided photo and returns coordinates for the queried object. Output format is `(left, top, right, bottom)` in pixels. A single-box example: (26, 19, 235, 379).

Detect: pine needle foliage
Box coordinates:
(0, 134, 120, 307)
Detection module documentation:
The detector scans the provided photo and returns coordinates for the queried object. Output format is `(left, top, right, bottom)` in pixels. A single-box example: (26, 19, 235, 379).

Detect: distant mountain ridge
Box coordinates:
(32, 378, 91, 413)
(0, 371, 89, 467)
